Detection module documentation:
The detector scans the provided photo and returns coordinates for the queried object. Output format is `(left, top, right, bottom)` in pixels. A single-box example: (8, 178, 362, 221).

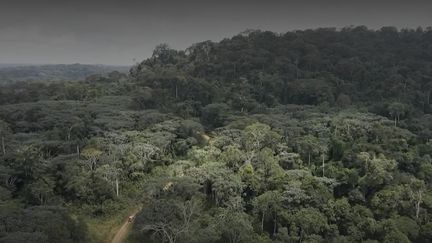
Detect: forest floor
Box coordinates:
(109, 209, 140, 243)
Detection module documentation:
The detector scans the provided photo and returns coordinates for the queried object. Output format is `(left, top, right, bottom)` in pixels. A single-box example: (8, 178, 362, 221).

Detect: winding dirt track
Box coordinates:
(109, 211, 139, 243)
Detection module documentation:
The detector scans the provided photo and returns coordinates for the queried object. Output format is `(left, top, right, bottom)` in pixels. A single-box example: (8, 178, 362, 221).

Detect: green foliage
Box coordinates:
(0, 206, 88, 243)
(1, 27, 432, 242)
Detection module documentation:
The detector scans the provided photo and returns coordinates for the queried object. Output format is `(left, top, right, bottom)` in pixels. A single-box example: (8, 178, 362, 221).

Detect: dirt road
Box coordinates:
(109, 211, 138, 243)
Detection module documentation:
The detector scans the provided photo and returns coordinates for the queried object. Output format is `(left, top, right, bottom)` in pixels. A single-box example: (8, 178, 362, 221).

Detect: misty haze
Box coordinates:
(0, 0, 432, 243)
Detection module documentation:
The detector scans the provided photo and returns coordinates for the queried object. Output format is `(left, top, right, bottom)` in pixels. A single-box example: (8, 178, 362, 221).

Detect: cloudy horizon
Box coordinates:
(1, 0, 431, 65)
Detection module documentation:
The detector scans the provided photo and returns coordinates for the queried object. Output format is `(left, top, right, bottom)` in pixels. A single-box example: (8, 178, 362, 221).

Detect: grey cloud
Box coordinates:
(0, 0, 431, 65)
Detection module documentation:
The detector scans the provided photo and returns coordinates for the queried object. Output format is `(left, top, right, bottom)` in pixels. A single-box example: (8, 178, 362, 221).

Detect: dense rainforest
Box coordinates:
(1, 26, 432, 243)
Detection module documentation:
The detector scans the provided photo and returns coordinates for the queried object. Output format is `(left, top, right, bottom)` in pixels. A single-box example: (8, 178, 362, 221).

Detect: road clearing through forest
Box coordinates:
(109, 210, 139, 243)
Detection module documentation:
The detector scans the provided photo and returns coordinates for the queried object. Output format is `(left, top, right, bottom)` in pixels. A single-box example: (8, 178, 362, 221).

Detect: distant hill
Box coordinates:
(0, 63, 130, 81)
(131, 26, 432, 115)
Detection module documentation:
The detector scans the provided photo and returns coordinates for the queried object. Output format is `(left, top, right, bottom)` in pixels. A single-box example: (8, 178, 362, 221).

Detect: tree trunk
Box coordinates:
(76, 145, 80, 158)
(308, 153, 311, 167)
(347, 123, 350, 136)
(261, 212, 265, 232)
(427, 90, 430, 105)
(115, 177, 119, 197)
(67, 127, 72, 141)
(39, 194, 44, 205)
(416, 200, 421, 219)
(416, 192, 422, 219)
(322, 155, 325, 177)
(1, 136, 6, 155)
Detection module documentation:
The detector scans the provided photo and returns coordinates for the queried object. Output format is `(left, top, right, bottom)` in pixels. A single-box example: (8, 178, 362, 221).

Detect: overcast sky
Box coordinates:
(0, 0, 431, 65)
